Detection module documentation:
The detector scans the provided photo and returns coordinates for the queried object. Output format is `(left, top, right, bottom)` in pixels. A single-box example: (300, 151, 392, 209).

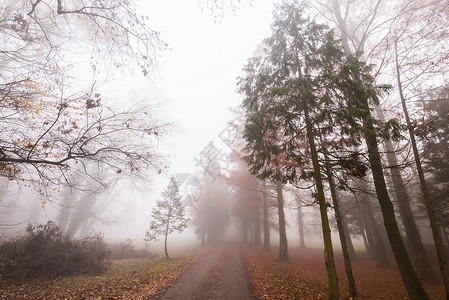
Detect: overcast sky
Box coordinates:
(135, 0, 277, 177)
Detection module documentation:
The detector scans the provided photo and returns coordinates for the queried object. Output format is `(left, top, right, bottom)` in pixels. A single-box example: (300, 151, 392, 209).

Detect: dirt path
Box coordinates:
(160, 242, 254, 300)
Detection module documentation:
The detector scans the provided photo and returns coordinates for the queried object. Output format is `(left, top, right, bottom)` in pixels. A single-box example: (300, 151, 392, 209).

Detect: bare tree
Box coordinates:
(0, 85, 170, 199)
(0, 0, 169, 200)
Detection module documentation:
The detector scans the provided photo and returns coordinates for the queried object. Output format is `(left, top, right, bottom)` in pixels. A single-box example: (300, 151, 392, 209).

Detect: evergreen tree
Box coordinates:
(145, 176, 189, 259)
(421, 87, 449, 230)
(238, 2, 430, 299)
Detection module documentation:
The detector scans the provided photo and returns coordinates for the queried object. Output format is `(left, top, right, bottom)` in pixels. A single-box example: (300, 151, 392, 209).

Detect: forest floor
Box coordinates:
(243, 245, 446, 299)
(0, 242, 446, 299)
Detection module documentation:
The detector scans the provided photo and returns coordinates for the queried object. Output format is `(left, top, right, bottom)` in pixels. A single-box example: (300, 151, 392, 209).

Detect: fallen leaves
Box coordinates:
(242, 246, 446, 300)
(0, 247, 208, 299)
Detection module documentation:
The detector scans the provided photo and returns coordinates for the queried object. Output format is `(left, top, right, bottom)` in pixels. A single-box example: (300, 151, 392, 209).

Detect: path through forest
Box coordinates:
(160, 242, 254, 300)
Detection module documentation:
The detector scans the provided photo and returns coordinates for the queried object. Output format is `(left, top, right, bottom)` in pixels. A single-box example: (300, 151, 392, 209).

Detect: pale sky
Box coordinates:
(138, 0, 278, 176)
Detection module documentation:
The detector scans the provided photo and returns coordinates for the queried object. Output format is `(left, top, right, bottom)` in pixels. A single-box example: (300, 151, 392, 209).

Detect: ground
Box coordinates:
(243, 245, 446, 299)
(0, 242, 446, 299)
(160, 242, 253, 299)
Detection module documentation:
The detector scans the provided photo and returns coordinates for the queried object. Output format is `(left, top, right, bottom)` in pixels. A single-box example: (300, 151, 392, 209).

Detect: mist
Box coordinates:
(1, 0, 448, 299)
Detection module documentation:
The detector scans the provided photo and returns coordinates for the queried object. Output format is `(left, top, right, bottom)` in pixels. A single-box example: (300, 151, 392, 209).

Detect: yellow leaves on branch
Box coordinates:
(0, 163, 21, 180)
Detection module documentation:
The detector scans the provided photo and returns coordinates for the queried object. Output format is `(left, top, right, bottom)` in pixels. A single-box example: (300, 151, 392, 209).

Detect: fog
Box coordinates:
(1, 0, 448, 299)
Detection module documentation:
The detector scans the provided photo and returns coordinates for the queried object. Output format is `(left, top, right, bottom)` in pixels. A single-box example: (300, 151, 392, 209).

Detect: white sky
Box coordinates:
(136, 0, 278, 176)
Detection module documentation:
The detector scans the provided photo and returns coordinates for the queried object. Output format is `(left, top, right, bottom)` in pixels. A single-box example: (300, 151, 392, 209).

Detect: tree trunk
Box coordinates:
(201, 215, 207, 247)
(342, 214, 357, 261)
(57, 197, 72, 235)
(304, 103, 339, 299)
(363, 215, 377, 259)
(441, 226, 449, 247)
(296, 196, 306, 248)
(276, 181, 289, 261)
(359, 219, 370, 256)
(250, 220, 254, 247)
(253, 198, 262, 246)
(329, 5, 430, 297)
(164, 223, 170, 259)
(360, 95, 430, 300)
(242, 219, 249, 243)
(394, 42, 449, 298)
(262, 181, 271, 251)
(324, 156, 357, 299)
(375, 105, 436, 279)
(365, 203, 390, 267)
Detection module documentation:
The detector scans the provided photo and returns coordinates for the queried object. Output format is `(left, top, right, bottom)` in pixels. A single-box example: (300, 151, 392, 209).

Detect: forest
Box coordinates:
(0, 0, 448, 299)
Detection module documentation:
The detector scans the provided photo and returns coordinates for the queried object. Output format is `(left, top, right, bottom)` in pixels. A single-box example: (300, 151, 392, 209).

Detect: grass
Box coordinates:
(0, 247, 208, 299)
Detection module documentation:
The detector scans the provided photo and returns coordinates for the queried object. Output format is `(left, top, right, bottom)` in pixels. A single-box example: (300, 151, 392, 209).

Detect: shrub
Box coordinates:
(108, 238, 158, 260)
(0, 221, 110, 281)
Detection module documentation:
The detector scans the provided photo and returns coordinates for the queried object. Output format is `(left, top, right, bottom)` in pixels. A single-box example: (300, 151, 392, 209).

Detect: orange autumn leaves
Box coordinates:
(243, 246, 446, 300)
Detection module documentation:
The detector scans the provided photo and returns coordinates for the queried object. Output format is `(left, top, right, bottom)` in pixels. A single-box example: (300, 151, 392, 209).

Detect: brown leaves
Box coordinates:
(0, 248, 208, 299)
(243, 247, 327, 299)
(242, 246, 446, 300)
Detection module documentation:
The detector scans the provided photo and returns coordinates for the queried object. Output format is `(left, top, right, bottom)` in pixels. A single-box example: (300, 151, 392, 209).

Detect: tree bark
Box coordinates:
(441, 226, 449, 247)
(165, 220, 170, 259)
(242, 219, 249, 244)
(262, 181, 271, 251)
(253, 197, 262, 246)
(359, 218, 371, 256)
(342, 214, 357, 261)
(365, 203, 390, 267)
(201, 215, 207, 247)
(304, 102, 339, 299)
(296, 197, 306, 248)
(395, 41, 449, 298)
(363, 217, 377, 259)
(375, 105, 436, 279)
(276, 181, 289, 261)
(324, 156, 357, 299)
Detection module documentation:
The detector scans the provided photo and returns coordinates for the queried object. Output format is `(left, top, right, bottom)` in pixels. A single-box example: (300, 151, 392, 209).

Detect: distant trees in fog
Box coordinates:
(235, 1, 449, 300)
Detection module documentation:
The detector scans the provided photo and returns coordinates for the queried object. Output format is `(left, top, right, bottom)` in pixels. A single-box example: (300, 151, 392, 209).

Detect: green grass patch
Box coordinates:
(0, 247, 208, 299)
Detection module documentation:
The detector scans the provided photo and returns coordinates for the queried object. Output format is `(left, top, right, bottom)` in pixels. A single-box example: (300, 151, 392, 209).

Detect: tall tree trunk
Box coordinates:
(365, 203, 390, 267)
(253, 198, 262, 246)
(242, 219, 249, 243)
(324, 155, 357, 299)
(296, 196, 306, 248)
(164, 218, 170, 259)
(57, 202, 71, 236)
(363, 218, 377, 259)
(304, 103, 339, 299)
(250, 220, 254, 247)
(441, 226, 449, 247)
(360, 95, 430, 300)
(276, 181, 289, 261)
(329, 4, 430, 297)
(262, 181, 271, 251)
(395, 41, 449, 298)
(375, 105, 436, 280)
(201, 214, 207, 247)
(342, 214, 357, 261)
(359, 218, 371, 256)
